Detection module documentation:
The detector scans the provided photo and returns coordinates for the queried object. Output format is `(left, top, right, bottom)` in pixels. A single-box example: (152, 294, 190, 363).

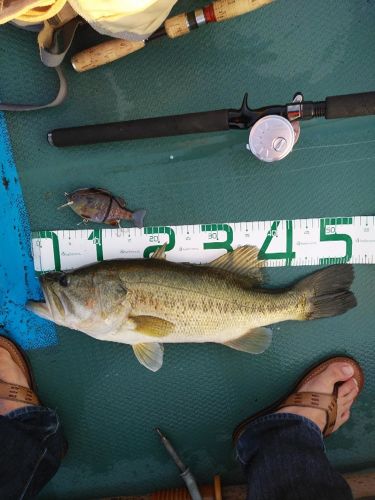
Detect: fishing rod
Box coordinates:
(155, 428, 202, 500)
(71, 0, 274, 72)
(48, 90, 375, 162)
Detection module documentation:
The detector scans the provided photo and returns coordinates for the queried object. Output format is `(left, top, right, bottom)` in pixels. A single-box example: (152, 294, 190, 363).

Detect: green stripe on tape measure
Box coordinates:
(31, 215, 375, 273)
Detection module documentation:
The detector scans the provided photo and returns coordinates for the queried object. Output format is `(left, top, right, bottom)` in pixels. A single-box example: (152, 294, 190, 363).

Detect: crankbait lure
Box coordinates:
(58, 187, 146, 228)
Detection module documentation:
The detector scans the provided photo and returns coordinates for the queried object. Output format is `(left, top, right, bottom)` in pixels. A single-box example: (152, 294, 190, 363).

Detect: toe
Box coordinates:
(306, 362, 355, 394)
(340, 387, 358, 413)
(0, 348, 12, 362)
(338, 378, 358, 399)
(340, 410, 351, 424)
(0, 349, 29, 388)
(326, 362, 355, 383)
(341, 399, 355, 414)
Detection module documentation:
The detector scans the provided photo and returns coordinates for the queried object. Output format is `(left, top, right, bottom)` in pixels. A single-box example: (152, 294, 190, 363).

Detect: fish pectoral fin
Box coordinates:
(208, 246, 265, 286)
(131, 315, 174, 337)
(133, 343, 164, 372)
(150, 243, 168, 260)
(223, 327, 272, 354)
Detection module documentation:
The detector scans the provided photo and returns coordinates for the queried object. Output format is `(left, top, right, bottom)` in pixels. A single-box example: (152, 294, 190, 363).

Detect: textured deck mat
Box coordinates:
(0, 0, 374, 497)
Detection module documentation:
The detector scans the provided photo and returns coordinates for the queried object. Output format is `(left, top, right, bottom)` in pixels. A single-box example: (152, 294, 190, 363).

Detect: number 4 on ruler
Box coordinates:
(259, 221, 296, 265)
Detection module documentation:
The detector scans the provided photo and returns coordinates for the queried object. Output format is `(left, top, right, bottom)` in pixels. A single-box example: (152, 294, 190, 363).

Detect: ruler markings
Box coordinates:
(31, 215, 375, 273)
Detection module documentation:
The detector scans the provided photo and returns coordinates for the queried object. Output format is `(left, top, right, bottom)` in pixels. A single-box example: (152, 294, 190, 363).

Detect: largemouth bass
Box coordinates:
(27, 246, 356, 371)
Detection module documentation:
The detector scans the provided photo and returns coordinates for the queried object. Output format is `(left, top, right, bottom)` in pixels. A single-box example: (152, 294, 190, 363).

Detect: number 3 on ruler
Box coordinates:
(259, 221, 296, 265)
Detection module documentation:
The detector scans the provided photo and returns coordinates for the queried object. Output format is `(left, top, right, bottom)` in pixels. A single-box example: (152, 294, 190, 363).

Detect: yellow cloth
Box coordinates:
(0, 0, 67, 24)
(68, 0, 177, 40)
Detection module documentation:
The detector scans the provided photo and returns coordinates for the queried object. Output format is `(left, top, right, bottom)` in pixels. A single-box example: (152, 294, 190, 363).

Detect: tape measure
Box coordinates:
(31, 215, 375, 273)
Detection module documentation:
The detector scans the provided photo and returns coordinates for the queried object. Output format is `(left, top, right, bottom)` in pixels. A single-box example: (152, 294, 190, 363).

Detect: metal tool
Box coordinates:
(155, 428, 202, 500)
(48, 90, 375, 162)
(31, 215, 375, 273)
(71, 0, 274, 72)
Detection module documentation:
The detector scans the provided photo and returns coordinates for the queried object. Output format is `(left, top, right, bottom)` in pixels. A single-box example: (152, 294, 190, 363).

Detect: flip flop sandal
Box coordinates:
(233, 356, 364, 443)
(0, 336, 40, 407)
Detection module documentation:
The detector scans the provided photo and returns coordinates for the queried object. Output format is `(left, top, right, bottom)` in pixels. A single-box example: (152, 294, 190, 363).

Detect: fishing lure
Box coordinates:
(58, 187, 146, 228)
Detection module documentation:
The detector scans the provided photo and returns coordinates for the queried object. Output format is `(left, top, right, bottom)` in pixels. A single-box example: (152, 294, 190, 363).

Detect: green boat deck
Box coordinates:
(1, 0, 374, 497)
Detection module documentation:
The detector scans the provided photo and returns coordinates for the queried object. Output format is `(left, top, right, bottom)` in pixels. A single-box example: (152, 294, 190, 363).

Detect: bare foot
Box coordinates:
(0, 347, 33, 415)
(277, 362, 359, 433)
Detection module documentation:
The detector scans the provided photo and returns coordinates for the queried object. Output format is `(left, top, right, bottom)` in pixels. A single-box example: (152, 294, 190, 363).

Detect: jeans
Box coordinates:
(236, 412, 353, 500)
(0, 407, 353, 499)
(0, 406, 66, 500)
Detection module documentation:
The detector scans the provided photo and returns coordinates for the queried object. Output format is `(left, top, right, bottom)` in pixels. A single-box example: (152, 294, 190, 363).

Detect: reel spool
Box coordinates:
(247, 93, 302, 162)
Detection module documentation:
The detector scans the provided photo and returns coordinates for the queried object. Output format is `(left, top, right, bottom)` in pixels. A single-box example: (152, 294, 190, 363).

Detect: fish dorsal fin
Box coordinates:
(93, 187, 111, 194)
(86, 188, 126, 207)
(209, 246, 264, 285)
(80, 188, 113, 196)
(151, 243, 168, 260)
(224, 327, 272, 354)
(113, 195, 126, 208)
(133, 343, 164, 372)
(131, 315, 174, 337)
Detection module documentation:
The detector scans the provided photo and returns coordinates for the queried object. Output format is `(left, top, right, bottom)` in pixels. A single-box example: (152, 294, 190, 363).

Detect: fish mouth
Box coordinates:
(26, 298, 51, 320)
(27, 280, 66, 322)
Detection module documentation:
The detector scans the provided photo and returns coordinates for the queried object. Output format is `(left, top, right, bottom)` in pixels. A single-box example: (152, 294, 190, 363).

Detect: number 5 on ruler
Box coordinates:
(319, 218, 353, 265)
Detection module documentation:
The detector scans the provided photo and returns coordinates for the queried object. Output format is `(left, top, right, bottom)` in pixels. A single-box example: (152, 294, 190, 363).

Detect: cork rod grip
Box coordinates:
(164, 13, 190, 38)
(212, 0, 274, 21)
(164, 0, 274, 38)
(71, 39, 145, 72)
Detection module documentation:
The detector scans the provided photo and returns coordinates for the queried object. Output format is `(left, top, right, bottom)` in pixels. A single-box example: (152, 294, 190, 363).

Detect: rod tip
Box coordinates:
(47, 132, 54, 146)
(155, 427, 163, 438)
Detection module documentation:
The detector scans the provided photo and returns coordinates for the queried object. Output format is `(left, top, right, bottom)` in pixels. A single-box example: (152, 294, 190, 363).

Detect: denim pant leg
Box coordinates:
(0, 406, 66, 500)
(236, 413, 353, 500)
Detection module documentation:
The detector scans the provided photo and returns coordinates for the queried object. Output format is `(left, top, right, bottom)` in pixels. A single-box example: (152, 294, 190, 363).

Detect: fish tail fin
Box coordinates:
(295, 265, 357, 320)
(132, 209, 146, 228)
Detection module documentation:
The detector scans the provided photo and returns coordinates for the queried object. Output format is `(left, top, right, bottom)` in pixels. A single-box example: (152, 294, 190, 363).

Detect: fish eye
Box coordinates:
(59, 274, 70, 287)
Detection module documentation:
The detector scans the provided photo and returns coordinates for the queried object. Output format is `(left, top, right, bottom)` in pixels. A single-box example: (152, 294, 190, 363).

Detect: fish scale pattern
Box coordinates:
(1, 0, 375, 497)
